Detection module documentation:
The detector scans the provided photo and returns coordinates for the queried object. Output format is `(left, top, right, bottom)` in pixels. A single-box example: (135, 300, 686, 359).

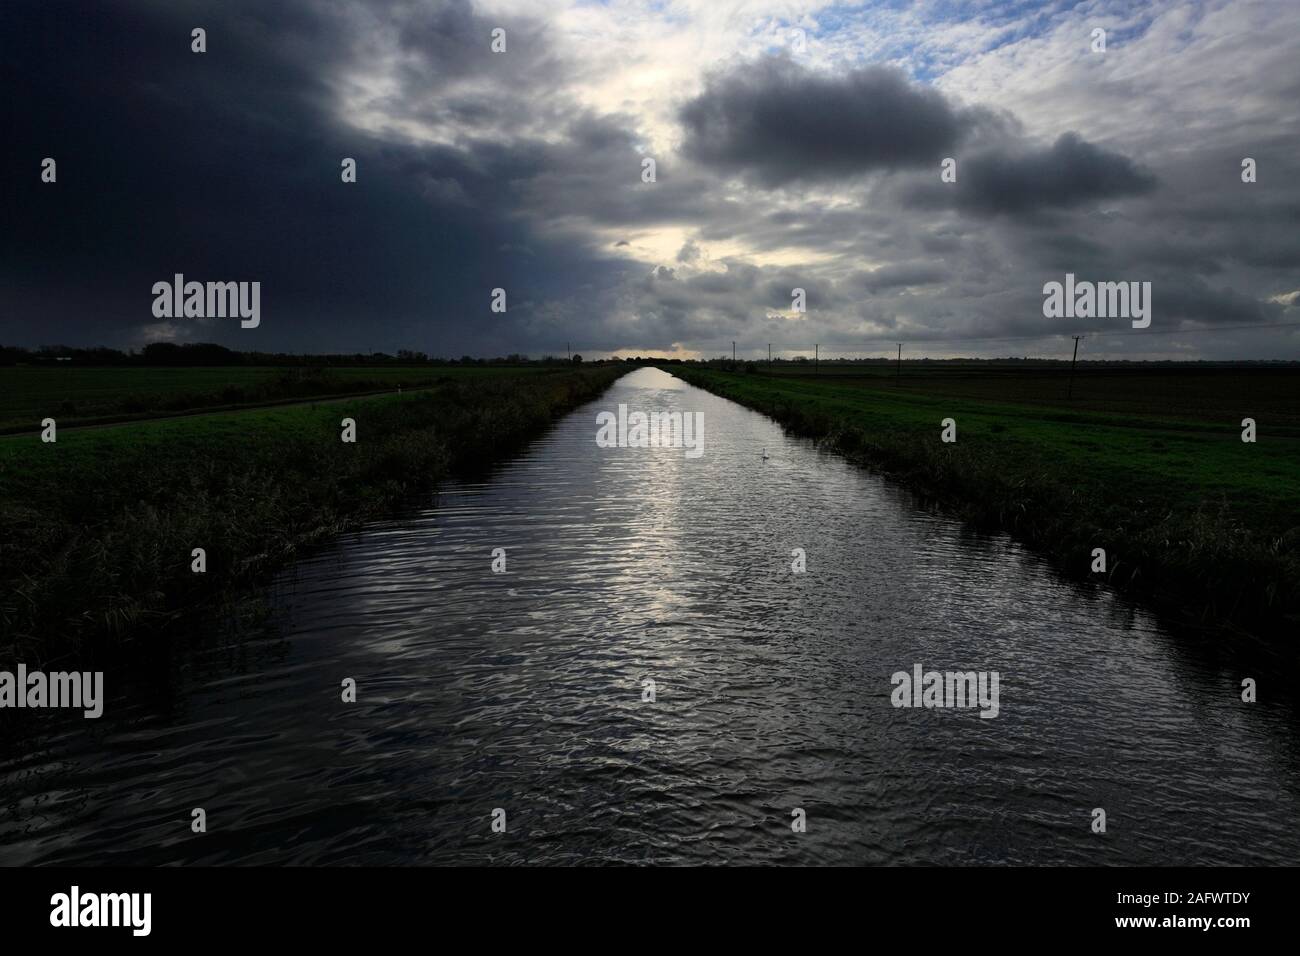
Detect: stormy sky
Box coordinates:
(3, 0, 1298, 360)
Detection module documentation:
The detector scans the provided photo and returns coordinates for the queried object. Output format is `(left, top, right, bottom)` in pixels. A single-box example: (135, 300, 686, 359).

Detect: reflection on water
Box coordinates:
(3, 367, 1299, 865)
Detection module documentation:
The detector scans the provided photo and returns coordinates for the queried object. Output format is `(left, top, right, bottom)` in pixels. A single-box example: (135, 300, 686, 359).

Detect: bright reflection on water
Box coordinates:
(3, 367, 1299, 865)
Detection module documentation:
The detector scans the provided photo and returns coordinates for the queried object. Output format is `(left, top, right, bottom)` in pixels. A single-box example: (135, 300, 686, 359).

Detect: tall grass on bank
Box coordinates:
(0, 367, 623, 665)
(671, 367, 1300, 636)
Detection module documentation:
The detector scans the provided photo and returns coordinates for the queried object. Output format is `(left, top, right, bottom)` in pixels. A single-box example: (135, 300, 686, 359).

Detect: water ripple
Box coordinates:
(3, 368, 1299, 866)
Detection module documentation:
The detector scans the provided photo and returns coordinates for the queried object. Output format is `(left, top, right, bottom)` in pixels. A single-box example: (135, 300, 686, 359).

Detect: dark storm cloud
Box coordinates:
(680, 54, 1156, 222)
(0, 0, 628, 355)
(1153, 276, 1282, 327)
(679, 57, 980, 186)
(512, 114, 727, 235)
(951, 133, 1157, 215)
(2, 0, 1296, 360)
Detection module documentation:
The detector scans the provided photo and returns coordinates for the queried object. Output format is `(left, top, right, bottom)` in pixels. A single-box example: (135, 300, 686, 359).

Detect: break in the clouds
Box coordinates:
(2, 0, 1298, 359)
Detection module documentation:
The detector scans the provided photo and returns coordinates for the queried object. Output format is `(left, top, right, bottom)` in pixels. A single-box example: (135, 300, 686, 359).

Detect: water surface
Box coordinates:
(3, 367, 1298, 865)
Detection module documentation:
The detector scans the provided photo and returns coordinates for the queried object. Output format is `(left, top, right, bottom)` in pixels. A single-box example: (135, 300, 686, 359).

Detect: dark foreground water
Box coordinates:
(3, 367, 1299, 865)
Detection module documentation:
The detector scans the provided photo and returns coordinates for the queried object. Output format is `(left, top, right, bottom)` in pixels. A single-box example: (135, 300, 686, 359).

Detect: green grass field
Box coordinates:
(0, 365, 623, 663)
(0, 365, 551, 432)
(749, 362, 1300, 429)
(672, 365, 1300, 634)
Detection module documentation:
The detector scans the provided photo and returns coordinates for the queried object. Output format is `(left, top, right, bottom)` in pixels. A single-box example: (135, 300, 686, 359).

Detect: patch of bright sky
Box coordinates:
(595, 224, 848, 269)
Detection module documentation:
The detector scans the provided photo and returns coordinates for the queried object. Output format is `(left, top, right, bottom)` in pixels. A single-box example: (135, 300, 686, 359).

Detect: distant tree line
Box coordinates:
(0, 343, 638, 367)
(0, 343, 1291, 369)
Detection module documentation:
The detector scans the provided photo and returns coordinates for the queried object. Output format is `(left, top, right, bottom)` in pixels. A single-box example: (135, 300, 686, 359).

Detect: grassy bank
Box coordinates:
(0, 366, 623, 665)
(670, 365, 1300, 636)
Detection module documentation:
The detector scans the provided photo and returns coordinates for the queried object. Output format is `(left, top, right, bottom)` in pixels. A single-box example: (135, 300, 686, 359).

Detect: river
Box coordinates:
(3, 367, 1298, 865)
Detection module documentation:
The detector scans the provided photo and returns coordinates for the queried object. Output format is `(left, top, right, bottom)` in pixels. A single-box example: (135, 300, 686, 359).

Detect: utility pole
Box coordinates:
(815, 343, 819, 373)
(567, 341, 571, 362)
(732, 341, 736, 364)
(768, 343, 771, 371)
(896, 343, 902, 383)
(1068, 335, 1084, 400)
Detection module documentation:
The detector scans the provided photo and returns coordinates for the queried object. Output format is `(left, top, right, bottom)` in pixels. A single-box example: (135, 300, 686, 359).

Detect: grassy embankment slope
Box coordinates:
(671, 364, 1300, 635)
(0, 365, 623, 664)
